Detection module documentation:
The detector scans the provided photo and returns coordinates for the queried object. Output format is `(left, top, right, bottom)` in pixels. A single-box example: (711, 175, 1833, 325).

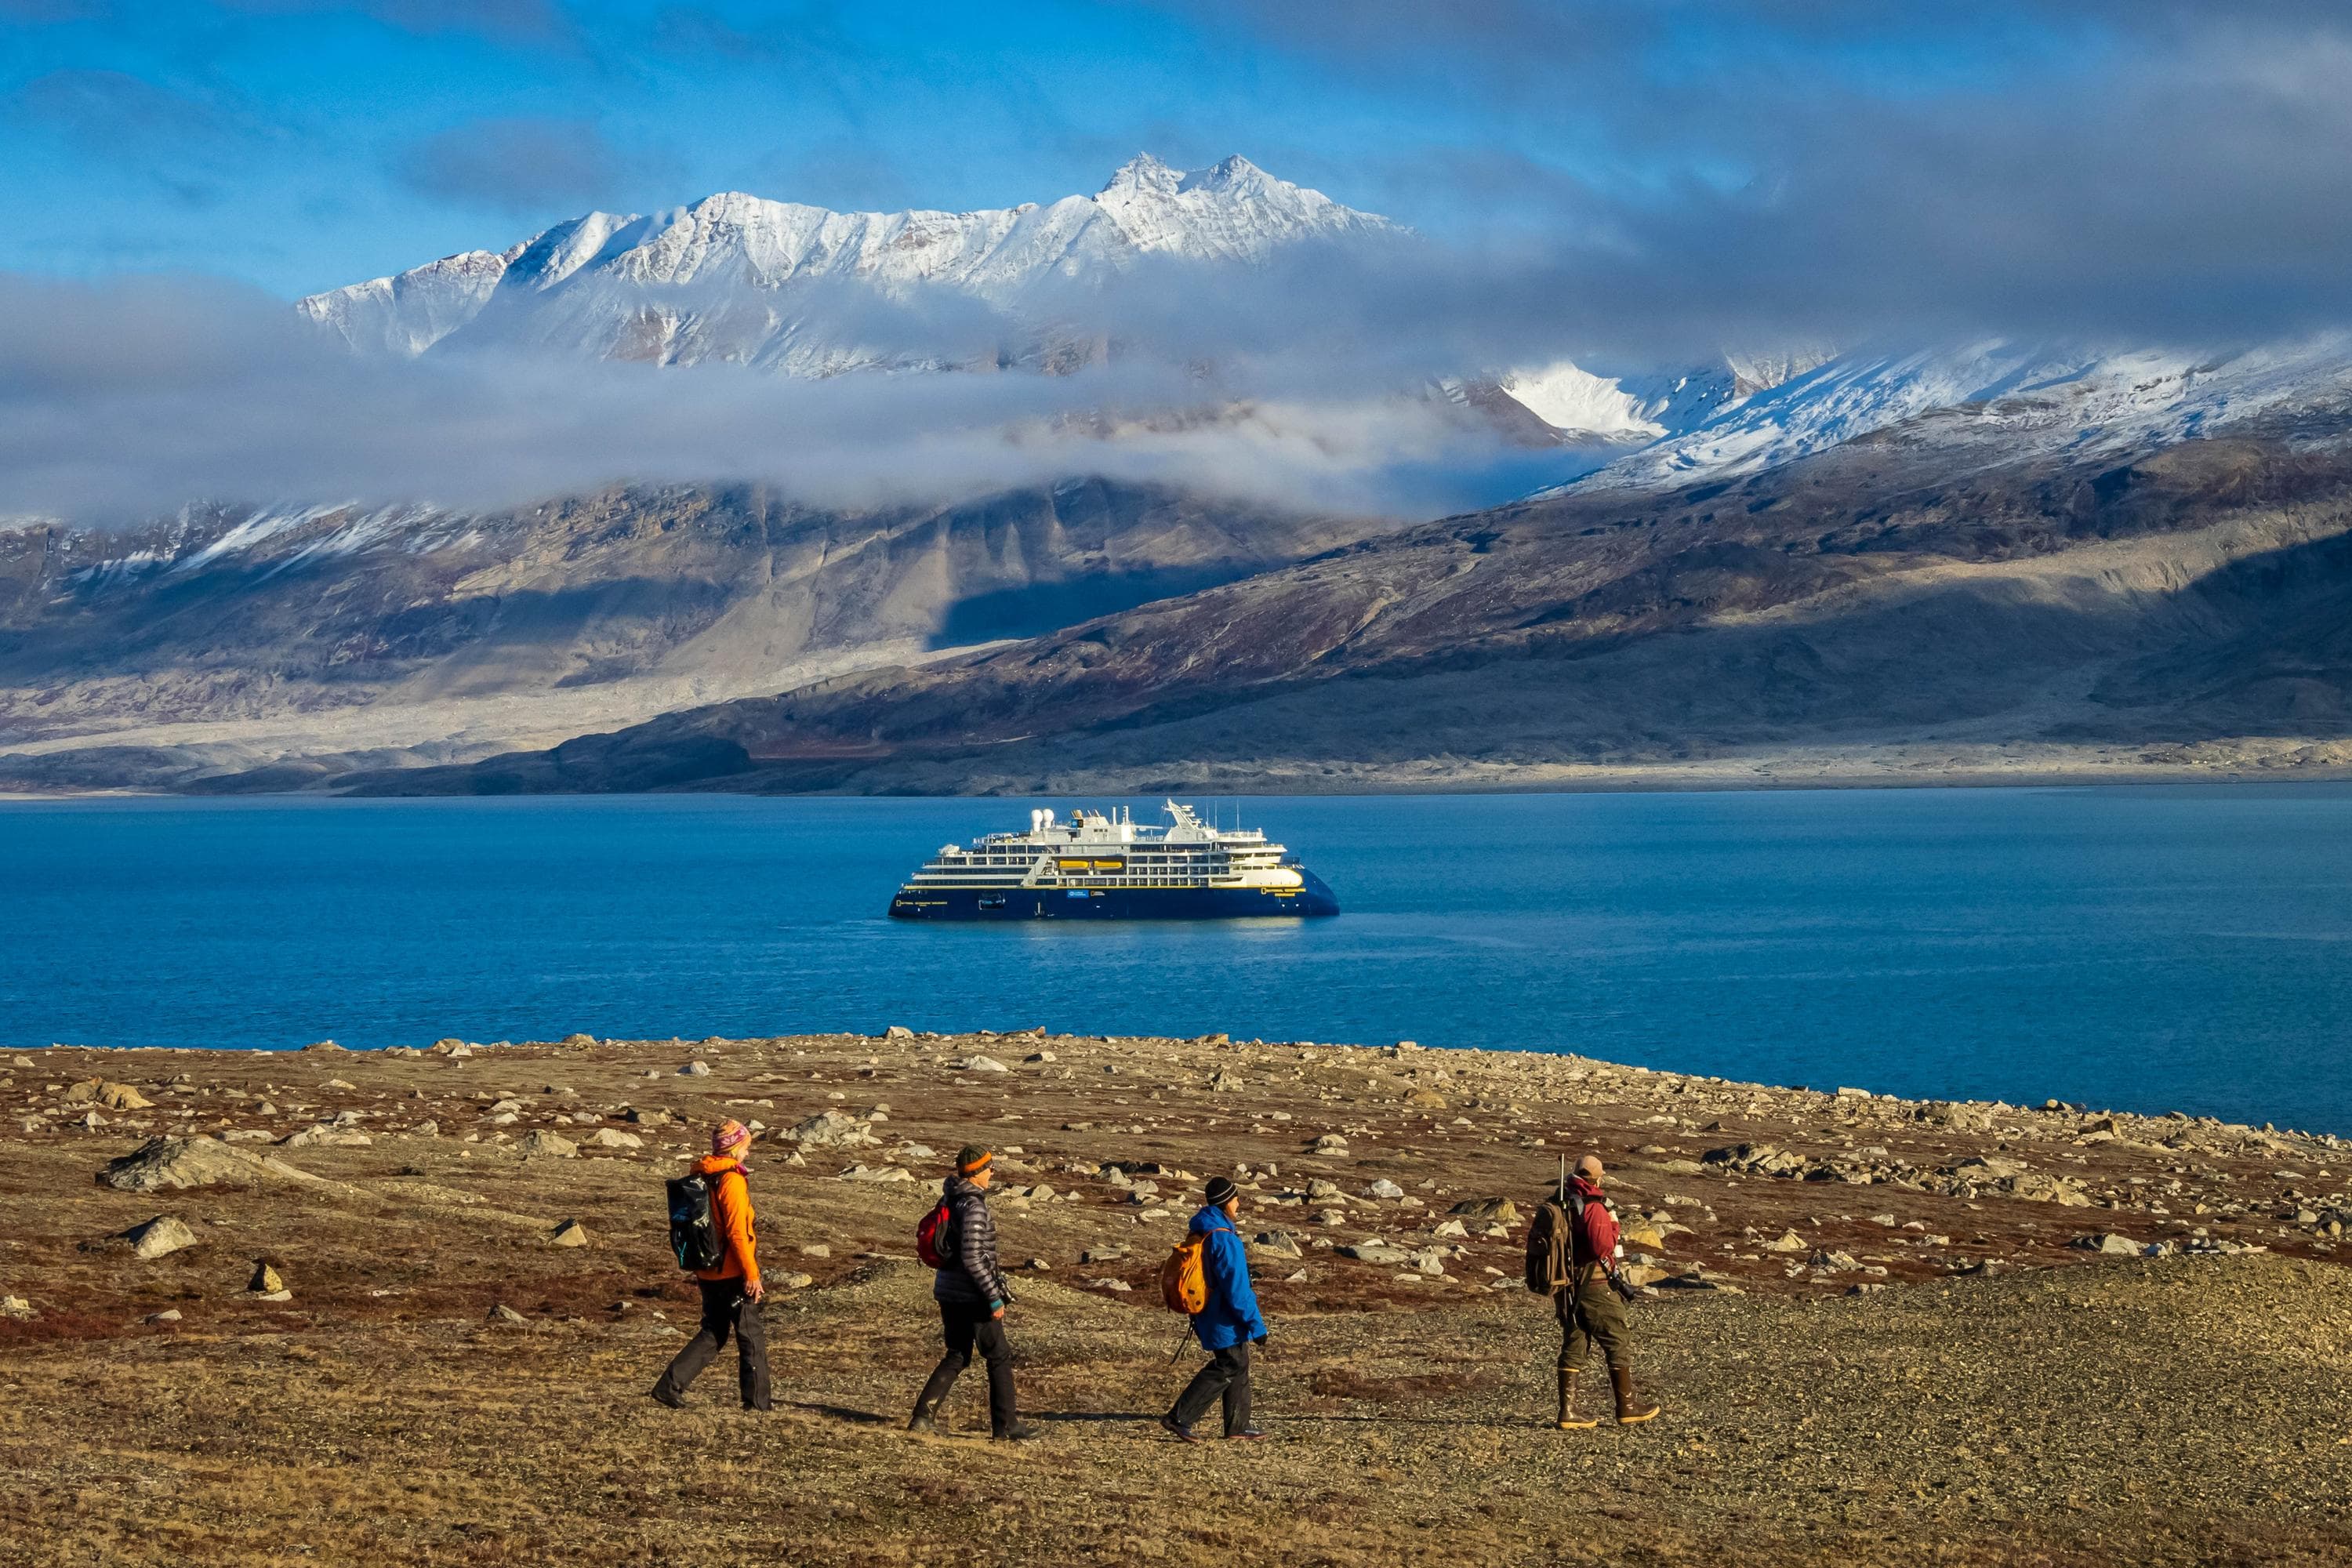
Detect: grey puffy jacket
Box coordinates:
(932, 1175, 1011, 1308)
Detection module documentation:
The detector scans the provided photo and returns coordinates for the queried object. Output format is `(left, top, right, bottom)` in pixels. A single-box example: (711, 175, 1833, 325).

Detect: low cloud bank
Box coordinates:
(0, 263, 1638, 526)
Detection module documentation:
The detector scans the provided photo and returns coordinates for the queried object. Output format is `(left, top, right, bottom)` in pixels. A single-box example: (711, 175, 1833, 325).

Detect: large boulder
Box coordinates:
(1448, 1196, 1521, 1225)
(64, 1079, 153, 1111)
(518, 1130, 578, 1160)
(784, 1109, 879, 1148)
(98, 1136, 318, 1192)
(118, 1215, 200, 1260)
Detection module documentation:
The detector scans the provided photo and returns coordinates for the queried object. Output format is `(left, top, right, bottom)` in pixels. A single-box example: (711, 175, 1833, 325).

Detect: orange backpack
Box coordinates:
(1160, 1232, 1209, 1315)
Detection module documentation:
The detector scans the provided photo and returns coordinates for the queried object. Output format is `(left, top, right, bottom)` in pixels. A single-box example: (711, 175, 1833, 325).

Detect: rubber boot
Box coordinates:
(907, 1397, 944, 1436)
(1555, 1368, 1597, 1430)
(1610, 1366, 1660, 1425)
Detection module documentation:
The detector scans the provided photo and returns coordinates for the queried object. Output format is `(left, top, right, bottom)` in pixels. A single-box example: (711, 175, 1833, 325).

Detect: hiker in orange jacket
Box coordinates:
(652, 1120, 772, 1410)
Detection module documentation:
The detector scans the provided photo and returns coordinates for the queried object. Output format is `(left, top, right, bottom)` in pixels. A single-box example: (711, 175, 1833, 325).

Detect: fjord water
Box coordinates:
(3, 787, 2349, 1135)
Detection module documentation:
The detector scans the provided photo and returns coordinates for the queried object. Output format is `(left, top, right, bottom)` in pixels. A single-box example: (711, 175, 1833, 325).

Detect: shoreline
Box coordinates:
(8, 737, 2352, 800)
(16, 1029, 2351, 1148)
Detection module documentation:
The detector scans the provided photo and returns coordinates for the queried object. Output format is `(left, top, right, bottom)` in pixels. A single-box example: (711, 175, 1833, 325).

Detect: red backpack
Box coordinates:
(916, 1196, 955, 1269)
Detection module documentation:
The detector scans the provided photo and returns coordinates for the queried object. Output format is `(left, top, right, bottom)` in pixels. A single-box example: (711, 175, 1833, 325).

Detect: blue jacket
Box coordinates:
(1189, 1207, 1265, 1352)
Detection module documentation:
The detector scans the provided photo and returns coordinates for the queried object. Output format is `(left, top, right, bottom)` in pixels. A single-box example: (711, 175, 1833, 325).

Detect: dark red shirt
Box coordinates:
(1569, 1174, 1617, 1268)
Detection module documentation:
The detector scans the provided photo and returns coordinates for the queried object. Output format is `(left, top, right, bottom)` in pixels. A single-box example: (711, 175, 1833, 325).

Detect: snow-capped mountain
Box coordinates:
(298, 154, 1396, 374)
(1553, 336, 2352, 495)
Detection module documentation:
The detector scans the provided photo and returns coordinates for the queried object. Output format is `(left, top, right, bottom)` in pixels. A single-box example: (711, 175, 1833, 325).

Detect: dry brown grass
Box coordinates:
(1, 1033, 2347, 1566)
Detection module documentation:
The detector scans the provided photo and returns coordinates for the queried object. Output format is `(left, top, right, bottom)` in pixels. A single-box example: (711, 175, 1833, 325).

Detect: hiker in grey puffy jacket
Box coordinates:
(909, 1144, 1033, 1440)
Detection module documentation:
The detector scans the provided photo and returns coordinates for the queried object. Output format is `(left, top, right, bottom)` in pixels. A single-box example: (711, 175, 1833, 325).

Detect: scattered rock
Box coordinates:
(679, 1061, 712, 1076)
(488, 1303, 526, 1323)
(1761, 1229, 1807, 1252)
(838, 1164, 914, 1183)
(119, 1215, 199, 1261)
(548, 1219, 590, 1248)
(300, 1040, 346, 1053)
(884, 1025, 914, 1040)
(587, 1128, 644, 1149)
(2077, 1232, 2141, 1255)
(248, 1261, 286, 1295)
(1338, 1243, 1412, 1265)
(281, 1123, 371, 1148)
(518, 1130, 578, 1160)
(0, 1296, 34, 1319)
(145, 1309, 183, 1323)
(1250, 1230, 1305, 1259)
(951, 1055, 1011, 1073)
(1312, 1133, 1349, 1153)
(777, 1272, 815, 1290)
(1366, 1178, 1406, 1200)
(1448, 1197, 1520, 1225)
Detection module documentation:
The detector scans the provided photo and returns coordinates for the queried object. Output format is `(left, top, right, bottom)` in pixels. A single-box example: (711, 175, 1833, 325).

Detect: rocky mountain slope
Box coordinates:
(347, 399, 2352, 796)
(0, 481, 1379, 790)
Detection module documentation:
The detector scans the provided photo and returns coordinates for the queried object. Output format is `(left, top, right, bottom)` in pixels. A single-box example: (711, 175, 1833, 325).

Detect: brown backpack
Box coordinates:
(1523, 1197, 1577, 1295)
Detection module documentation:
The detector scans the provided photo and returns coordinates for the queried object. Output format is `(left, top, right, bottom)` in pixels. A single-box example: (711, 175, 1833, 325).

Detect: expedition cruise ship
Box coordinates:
(887, 801, 1340, 920)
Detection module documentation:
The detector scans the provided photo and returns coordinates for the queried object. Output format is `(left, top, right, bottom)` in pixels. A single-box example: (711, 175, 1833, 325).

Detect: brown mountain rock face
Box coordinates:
(0, 480, 1380, 791)
(354, 427, 2352, 795)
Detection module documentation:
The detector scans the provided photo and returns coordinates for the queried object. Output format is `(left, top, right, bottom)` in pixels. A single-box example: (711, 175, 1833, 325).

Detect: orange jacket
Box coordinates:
(691, 1156, 759, 1291)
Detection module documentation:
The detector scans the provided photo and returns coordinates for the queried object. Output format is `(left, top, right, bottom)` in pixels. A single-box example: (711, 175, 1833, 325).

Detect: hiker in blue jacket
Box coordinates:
(1160, 1174, 1269, 1441)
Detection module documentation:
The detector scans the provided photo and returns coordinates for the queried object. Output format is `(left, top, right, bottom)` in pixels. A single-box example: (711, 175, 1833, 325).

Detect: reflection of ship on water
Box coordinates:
(887, 800, 1341, 921)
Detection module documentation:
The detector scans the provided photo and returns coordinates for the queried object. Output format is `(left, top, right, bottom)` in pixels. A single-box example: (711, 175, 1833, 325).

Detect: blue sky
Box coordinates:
(0, 0, 2211, 301)
(0, 2, 1479, 296)
(0, 3, 2345, 343)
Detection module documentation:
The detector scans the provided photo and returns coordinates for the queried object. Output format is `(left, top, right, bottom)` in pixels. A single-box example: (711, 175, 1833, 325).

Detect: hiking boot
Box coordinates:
(1555, 1368, 1596, 1431)
(993, 1421, 1038, 1442)
(1225, 1428, 1269, 1441)
(1610, 1367, 1660, 1425)
(649, 1387, 684, 1410)
(1159, 1414, 1200, 1443)
(907, 1399, 943, 1436)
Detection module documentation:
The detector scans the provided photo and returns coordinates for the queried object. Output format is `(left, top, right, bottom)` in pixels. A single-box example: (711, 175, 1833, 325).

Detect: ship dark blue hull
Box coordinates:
(889, 871, 1339, 921)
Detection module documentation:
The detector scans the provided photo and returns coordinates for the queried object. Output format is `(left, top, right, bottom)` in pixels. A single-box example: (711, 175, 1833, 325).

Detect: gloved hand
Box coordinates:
(1252, 1332, 1269, 1347)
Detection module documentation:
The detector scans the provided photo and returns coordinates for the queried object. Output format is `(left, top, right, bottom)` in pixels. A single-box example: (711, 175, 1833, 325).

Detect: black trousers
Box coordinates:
(655, 1279, 772, 1410)
(913, 1299, 1018, 1436)
(1171, 1341, 1252, 1436)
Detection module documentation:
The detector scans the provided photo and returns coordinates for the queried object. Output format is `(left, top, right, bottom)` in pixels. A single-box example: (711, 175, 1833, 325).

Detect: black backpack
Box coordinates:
(666, 1171, 725, 1271)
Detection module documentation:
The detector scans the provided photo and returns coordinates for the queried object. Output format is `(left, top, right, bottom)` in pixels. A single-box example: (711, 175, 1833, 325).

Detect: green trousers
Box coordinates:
(1556, 1271, 1631, 1373)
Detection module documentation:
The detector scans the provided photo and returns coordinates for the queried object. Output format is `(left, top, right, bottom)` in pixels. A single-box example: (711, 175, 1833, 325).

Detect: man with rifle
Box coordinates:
(1528, 1153, 1661, 1429)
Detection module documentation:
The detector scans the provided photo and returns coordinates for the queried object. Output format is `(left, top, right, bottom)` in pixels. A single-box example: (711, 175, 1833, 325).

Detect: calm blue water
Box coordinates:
(3, 788, 2349, 1135)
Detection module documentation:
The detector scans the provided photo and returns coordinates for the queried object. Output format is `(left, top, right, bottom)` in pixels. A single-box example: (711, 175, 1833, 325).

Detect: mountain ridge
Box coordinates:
(296, 154, 1396, 372)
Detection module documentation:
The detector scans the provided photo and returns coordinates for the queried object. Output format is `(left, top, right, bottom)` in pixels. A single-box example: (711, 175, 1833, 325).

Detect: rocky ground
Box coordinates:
(2, 1030, 2348, 1566)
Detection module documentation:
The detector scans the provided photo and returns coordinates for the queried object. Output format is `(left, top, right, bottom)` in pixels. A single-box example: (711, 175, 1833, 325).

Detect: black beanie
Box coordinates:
(1203, 1175, 1238, 1207)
